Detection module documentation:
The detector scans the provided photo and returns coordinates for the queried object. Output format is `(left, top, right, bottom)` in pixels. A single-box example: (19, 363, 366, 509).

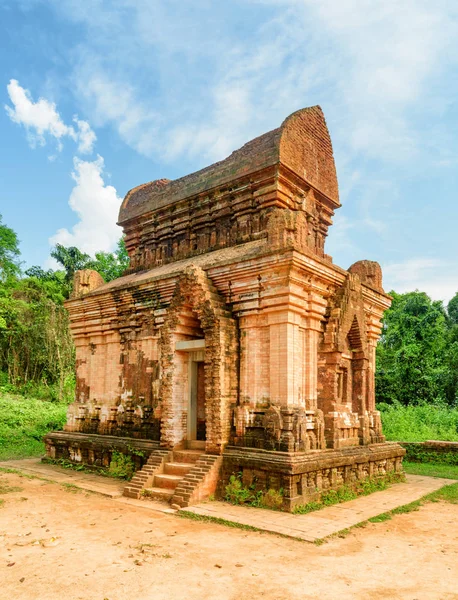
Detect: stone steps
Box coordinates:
(143, 486, 175, 501)
(164, 462, 193, 476)
(154, 473, 182, 489)
(146, 449, 205, 501)
(123, 448, 220, 506)
(172, 449, 203, 464)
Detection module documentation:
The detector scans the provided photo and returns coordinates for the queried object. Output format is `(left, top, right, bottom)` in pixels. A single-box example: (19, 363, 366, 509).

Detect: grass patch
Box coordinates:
(0, 392, 68, 460)
(0, 466, 53, 482)
(293, 473, 405, 515)
(0, 482, 23, 494)
(61, 483, 82, 493)
(425, 481, 458, 504)
(363, 483, 458, 526)
(378, 401, 458, 442)
(403, 461, 458, 479)
(178, 510, 262, 532)
(368, 512, 393, 523)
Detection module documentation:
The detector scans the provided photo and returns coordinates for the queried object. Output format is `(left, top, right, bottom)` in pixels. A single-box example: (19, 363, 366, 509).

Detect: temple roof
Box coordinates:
(119, 106, 339, 224)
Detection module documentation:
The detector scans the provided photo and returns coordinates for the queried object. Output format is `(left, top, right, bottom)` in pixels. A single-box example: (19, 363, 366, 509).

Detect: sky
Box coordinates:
(1, 0, 458, 302)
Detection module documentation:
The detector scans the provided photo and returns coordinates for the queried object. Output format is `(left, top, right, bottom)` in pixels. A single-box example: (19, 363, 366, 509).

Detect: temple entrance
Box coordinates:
(174, 338, 206, 447)
(189, 360, 206, 442)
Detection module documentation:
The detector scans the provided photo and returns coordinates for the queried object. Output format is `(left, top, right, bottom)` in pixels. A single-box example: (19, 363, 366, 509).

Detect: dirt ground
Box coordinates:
(0, 472, 457, 600)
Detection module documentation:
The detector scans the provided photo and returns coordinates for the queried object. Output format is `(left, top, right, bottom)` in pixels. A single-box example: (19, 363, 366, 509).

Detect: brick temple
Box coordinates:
(45, 106, 404, 511)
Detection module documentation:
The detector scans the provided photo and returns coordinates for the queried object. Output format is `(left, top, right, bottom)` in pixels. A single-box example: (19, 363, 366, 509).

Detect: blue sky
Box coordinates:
(1, 0, 458, 301)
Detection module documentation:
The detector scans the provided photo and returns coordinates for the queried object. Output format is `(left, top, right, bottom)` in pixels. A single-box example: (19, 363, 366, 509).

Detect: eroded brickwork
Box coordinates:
(45, 106, 404, 509)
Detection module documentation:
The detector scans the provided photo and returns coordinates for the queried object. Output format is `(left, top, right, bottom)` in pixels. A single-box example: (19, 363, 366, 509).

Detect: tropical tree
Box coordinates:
(50, 244, 92, 284)
(91, 238, 130, 282)
(0, 213, 21, 282)
(0, 217, 130, 399)
(447, 291, 458, 326)
(376, 291, 449, 405)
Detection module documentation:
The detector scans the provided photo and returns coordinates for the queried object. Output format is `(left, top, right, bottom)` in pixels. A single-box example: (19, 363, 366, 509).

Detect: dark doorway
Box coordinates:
(189, 360, 206, 441)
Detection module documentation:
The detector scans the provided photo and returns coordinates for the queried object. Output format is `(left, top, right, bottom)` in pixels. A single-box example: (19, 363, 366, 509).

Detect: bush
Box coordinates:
(107, 451, 135, 480)
(0, 374, 75, 404)
(224, 473, 284, 509)
(378, 400, 458, 442)
(0, 393, 68, 460)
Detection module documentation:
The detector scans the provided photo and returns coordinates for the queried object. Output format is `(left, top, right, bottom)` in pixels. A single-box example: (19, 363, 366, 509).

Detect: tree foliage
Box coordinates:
(91, 238, 130, 283)
(51, 244, 93, 284)
(51, 238, 129, 288)
(447, 293, 458, 326)
(376, 290, 458, 406)
(0, 213, 21, 282)
(0, 215, 130, 400)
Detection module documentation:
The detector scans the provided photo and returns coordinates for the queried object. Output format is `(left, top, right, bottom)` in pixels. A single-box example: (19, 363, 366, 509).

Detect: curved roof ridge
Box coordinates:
(119, 106, 338, 224)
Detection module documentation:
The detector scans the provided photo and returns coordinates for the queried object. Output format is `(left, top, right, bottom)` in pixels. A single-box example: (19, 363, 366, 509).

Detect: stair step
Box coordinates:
(173, 449, 203, 464)
(187, 440, 206, 450)
(164, 462, 193, 476)
(142, 487, 174, 501)
(154, 474, 182, 489)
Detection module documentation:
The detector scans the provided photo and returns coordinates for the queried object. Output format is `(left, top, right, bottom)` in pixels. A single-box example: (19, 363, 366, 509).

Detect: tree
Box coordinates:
(0, 214, 21, 281)
(50, 238, 130, 293)
(0, 234, 129, 398)
(50, 244, 92, 284)
(444, 292, 458, 405)
(376, 291, 449, 405)
(91, 238, 130, 282)
(447, 292, 458, 326)
(0, 276, 74, 396)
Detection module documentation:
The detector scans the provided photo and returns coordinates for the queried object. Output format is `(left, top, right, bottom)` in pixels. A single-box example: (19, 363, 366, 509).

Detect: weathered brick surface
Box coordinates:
(119, 106, 339, 272)
(43, 431, 159, 471)
(123, 449, 171, 499)
(172, 455, 223, 508)
(221, 443, 405, 511)
(45, 106, 400, 509)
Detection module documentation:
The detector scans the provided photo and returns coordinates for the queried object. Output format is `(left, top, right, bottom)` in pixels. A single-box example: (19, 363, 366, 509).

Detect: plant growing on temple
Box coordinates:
(224, 473, 283, 509)
(108, 452, 136, 480)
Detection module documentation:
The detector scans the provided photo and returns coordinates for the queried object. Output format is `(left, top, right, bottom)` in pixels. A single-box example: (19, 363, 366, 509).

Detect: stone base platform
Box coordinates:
(221, 442, 405, 511)
(43, 431, 160, 472)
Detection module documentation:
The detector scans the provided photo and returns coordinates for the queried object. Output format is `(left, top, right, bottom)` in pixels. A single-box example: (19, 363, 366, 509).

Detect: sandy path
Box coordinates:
(0, 472, 457, 600)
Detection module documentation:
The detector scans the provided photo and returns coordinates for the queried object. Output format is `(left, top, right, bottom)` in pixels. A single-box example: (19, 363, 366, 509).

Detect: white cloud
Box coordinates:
(47, 0, 458, 168)
(5, 79, 74, 149)
(72, 72, 159, 158)
(49, 156, 122, 256)
(5, 79, 96, 154)
(383, 258, 458, 303)
(74, 118, 97, 154)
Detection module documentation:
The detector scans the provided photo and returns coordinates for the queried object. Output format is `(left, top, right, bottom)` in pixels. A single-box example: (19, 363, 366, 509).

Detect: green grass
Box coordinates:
(0, 392, 68, 460)
(178, 510, 262, 532)
(403, 461, 458, 479)
(426, 481, 458, 504)
(316, 482, 458, 543)
(378, 401, 458, 442)
(0, 481, 23, 494)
